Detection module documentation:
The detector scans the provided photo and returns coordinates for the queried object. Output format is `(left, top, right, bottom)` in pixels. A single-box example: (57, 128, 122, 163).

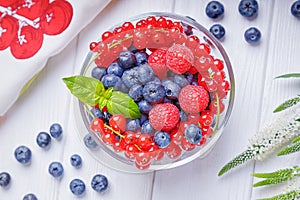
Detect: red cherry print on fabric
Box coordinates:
(40, 0, 73, 35)
(0, 15, 18, 50)
(0, 0, 73, 59)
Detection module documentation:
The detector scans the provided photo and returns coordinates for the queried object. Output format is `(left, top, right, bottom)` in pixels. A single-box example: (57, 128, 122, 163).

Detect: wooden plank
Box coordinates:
(152, 0, 275, 199)
(252, 0, 300, 199)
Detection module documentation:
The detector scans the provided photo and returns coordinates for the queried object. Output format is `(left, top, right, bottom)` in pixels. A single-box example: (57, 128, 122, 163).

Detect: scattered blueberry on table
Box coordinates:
(205, 1, 224, 19)
(48, 162, 64, 178)
(83, 133, 99, 150)
(23, 193, 38, 200)
(69, 179, 86, 196)
(14, 145, 32, 164)
(36, 132, 51, 148)
(244, 27, 261, 44)
(91, 174, 108, 193)
(209, 24, 226, 40)
(0, 172, 11, 188)
(238, 0, 259, 18)
(291, 0, 300, 18)
(49, 123, 63, 139)
(70, 154, 82, 169)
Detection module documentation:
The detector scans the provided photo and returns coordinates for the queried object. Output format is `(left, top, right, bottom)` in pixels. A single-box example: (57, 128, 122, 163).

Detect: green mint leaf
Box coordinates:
(275, 73, 300, 79)
(273, 96, 300, 113)
(218, 149, 255, 176)
(107, 91, 141, 119)
(277, 140, 300, 156)
(62, 76, 105, 106)
(98, 87, 113, 110)
(258, 190, 300, 200)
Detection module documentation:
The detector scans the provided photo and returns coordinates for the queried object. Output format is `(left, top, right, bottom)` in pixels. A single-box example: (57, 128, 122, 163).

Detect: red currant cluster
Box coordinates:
(86, 15, 231, 170)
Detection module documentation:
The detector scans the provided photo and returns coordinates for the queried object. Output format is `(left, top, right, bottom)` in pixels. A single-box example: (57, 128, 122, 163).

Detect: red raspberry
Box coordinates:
(149, 103, 180, 132)
(178, 85, 209, 113)
(166, 44, 194, 74)
(148, 48, 168, 79)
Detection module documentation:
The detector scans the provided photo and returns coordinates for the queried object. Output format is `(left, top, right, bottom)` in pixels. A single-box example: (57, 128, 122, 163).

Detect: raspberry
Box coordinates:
(166, 44, 194, 74)
(178, 85, 209, 113)
(148, 48, 168, 79)
(149, 103, 180, 131)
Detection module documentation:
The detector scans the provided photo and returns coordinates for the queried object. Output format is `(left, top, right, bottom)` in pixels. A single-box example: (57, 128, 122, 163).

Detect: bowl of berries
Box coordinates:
(64, 12, 234, 172)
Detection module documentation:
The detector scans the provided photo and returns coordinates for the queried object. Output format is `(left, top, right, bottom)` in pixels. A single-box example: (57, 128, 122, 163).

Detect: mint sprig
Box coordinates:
(63, 75, 141, 119)
(275, 73, 300, 79)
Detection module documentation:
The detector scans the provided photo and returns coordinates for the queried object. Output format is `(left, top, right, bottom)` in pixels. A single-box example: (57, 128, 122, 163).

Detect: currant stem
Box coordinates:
(213, 92, 221, 135)
(104, 124, 125, 139)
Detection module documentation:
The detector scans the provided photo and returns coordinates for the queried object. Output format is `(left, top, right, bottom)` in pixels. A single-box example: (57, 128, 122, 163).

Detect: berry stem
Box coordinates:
(213, 92, 221, 135)
(103, 124, 125, 139)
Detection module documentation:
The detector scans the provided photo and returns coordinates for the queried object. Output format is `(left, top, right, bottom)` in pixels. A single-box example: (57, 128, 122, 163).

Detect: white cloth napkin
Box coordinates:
(0, 0, 111, 116)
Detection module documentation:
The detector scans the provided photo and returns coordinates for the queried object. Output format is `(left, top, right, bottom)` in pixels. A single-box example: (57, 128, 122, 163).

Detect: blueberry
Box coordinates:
(135, 51, 148, 65)
(48, 161, 64, 178)
(118, 51, 136, 69)
(107, 62, 124, 77)
(184, 72, 194, 83)
(180, 110, 188, 122)
(238, 0, 259, 18)
(102, 111, 112, 123)
(291, 0, 300, 18)
(126, 119, 141, 132)
(181, 17, 194, 36)
(205, 1, 224, 19)
(244, 27, 261, 44)
(128, 84, 143, 101)
(36, 132, 51, 148)
(173, 75, 189, 88)
(91, 174, 108, 193)
(137, 64, 154, 85)
(154, 131, 171, 148)
(23, 193, 38, 200)
(83, 133, 98, 150)
(142, 82, 165, 104)
(0, 172, 11, 187)
(140, 114, 148, 124)
(121, 67, 141, 88)
(91, 67, 106, 80)
(209, 24, 225, 40)
(70, 179, 85, 196)
(70, 154, 82, 168)
(101, 74, 121, 88)
(138, 100, 152, 114)
(91, 107, 104, 119)
(184, 124, 202, 144)
(114, 79, 129, 93)
(141, 120, 155, 135)
(162, 80, 181, 99)
(149, 76, 161, 85)
(49, 123, 63, 139)
(14, 145, 31, 164)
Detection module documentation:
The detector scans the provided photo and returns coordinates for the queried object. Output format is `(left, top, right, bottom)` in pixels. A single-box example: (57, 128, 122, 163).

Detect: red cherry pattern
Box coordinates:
(87, 16, 232, 170)
(0, 0, 73, 59)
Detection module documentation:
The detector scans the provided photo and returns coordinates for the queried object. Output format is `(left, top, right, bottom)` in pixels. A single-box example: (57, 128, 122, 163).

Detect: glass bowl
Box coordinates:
(74, 12, 235, 173)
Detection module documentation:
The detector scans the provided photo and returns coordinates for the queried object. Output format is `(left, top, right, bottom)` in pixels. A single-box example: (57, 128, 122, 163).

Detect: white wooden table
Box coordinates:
(1, 0, 300, 199)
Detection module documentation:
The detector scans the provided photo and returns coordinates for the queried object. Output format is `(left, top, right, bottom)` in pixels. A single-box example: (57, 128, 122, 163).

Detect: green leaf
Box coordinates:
(62, 76, 105, 106)
(277, 140, 300, 156)
(253, 168, 295, 179)
(218, 149, 255, 176)
(275, 73, 300, 79)
(107, 91, 141, 119)
(258, 190, 300, 200)
(292, 135, 300, 143)
(98, 87, 113, 110)
(253, 176, 291, 187)
(273, 96, 300, 113)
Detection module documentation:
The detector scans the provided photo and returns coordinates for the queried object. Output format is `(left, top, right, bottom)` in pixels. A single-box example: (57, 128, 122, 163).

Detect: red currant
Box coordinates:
(102, 31, 114, 41)
(156, 16, 168, 28)
(113, 141, 126, 152)
(165, 142, 182, 159)
(102, 131, 116, 145)
(122, 21, 134, 30)
(181, 138, 196, 151)
(109, 114, 126, 133)
(90, 118, 105, 133)
(199, 112, 214, 127)
(122, 131, 138, 145)
(135, 152, 151, 166)
(137, 134, 153, 151)
(209, 99, 225, 114)
(214, 58, 224, 70)
(146, 16, 157, 27)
